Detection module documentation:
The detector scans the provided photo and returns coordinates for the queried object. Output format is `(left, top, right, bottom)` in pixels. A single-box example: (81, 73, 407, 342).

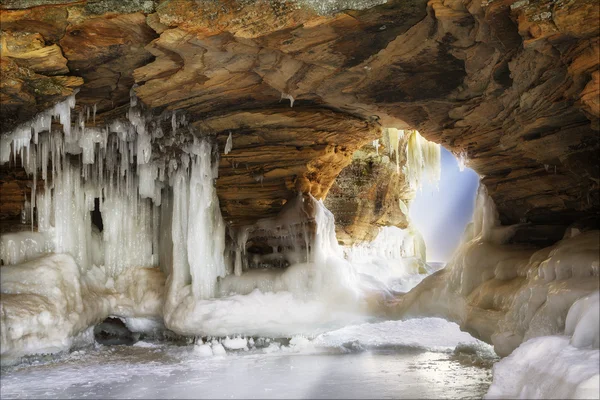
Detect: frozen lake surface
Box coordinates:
(1, 319, 495, 399)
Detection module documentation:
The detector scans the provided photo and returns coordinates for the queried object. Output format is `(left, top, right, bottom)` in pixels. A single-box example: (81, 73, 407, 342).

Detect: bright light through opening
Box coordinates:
(409, 147, 479, 263)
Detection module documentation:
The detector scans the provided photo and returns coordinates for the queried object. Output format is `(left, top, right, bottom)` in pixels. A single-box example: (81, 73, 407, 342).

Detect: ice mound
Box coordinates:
(0, 253, 165, 365)
(565, 291, 600, 349)
(486, 336, 599, 399)
(312, 318, 485, 353)
(486, 291, 600, 399)
(391, 184, 600, 357)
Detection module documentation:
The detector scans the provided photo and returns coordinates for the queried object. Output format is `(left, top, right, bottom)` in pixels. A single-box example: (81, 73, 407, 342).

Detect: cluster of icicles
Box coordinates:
(0, 89, 436, 305)
(372, 128, 441, 189)
(0, 89, 226, 298)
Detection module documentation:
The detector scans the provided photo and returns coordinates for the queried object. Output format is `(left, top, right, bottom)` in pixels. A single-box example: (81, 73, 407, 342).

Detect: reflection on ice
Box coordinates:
(0, 318, 495, 400)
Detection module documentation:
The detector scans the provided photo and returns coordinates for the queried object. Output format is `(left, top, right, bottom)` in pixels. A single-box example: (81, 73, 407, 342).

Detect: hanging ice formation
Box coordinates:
(455, 150, 468, 172)
(381, 128, 441, 189)
(0, 90, 227, 303)
(224, 132, 233, 155)
(280, 92, 295, 107)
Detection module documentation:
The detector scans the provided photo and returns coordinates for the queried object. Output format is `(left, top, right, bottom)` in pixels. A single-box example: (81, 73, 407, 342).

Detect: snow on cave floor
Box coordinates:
(0, 318, 494, 399)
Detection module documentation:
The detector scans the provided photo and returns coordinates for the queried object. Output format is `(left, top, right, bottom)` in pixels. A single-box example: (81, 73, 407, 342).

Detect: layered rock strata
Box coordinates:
(0, 0, 597, 232)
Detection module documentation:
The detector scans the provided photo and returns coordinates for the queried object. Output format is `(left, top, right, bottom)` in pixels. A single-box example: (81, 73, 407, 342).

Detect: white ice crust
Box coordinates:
(486, 291, 599, 399)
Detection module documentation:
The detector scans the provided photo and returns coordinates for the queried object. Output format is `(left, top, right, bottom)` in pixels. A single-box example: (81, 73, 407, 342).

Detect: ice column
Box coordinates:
(187, 139, 227, 299)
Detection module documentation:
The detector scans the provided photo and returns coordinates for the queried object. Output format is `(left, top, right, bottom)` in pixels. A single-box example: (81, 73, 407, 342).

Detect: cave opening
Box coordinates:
(409, 147, 479, 263)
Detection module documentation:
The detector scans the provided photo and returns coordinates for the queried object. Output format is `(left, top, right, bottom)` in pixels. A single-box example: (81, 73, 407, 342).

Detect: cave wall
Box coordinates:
(324, 134, 414, 245)
(0, 0, 598, 233)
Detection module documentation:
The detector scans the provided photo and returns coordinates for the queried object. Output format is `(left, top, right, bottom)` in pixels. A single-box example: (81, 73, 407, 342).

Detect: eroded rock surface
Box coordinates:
(325, 137, 414, 245)
(0, 0, 598, 235)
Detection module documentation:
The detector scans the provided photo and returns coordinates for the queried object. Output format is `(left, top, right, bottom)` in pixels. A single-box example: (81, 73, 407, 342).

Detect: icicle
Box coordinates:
(129, 86, 138, 107)
(280, 92, 295, 108)
(405, 130, 440, 189)
(224, 132, 233, 155)
(456, 150, 468, 172)
(138, 163, 158, 199)
(136, 131, 152, 164)
(386, 128, 404, 173)
(187, 139, 227, 299)
(31, 149, 36, 231)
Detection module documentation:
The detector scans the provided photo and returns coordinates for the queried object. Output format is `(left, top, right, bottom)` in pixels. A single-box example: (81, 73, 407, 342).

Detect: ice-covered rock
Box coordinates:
(0, 253, 165, 365)
(486, 336, 599, 399)
(390, 184, 600, 357)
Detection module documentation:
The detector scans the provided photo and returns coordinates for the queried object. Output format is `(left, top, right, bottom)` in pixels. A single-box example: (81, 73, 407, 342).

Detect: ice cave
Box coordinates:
(0, 0, 598, 399)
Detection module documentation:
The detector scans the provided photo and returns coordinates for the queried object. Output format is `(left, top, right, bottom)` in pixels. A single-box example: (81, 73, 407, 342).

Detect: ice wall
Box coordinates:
(390, 183, 600, 358)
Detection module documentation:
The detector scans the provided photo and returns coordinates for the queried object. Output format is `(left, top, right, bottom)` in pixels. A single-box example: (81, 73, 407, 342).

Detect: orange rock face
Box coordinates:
(0, 0, 598, 234)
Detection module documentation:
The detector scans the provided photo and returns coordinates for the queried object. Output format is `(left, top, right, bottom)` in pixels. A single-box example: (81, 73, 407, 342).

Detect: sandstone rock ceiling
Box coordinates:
(0, 0, 598, 230)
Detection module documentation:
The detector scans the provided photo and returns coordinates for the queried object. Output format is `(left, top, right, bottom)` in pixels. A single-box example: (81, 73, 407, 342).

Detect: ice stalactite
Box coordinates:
(405, 130, 441, 190)
(385, 127, 403, 173)
(379, 128, 440, 189)
(280, 92, 295, 107)
(187, 139, 227, 300)
(224, 131, 233, 155)
(161, 138, 229, 330)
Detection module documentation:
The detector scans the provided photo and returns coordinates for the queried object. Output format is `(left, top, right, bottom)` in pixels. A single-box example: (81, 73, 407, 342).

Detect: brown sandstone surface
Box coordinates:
(0, 0, 598, 241)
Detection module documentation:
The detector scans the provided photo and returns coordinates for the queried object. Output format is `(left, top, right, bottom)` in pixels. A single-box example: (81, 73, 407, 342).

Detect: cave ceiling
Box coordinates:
(0, 0, 598, 229)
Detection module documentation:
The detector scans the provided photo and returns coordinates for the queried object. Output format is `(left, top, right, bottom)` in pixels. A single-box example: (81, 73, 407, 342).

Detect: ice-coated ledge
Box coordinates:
(0, 253, 165, 366)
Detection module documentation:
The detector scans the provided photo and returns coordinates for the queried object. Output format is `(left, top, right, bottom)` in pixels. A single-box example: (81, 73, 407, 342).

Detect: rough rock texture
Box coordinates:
(325, 138, 414, 245)
(0, 0, 598, 236)
(208, 108, 380, 226)
(0, 160, 32, 222)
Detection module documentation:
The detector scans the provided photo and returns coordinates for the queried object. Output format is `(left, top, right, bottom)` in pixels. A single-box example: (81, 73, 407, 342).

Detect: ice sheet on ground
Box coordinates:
(0, 318, 493, 400)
